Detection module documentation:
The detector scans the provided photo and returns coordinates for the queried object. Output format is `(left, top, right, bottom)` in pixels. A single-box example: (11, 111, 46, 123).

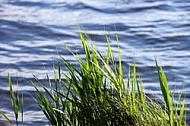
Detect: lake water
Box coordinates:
(0, 0, 190, 125)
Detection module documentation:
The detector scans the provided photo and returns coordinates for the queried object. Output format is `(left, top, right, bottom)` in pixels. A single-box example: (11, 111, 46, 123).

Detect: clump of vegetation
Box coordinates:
(0, 32, 187, 126)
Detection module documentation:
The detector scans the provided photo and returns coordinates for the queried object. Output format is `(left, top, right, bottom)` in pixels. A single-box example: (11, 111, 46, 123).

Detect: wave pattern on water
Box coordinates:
(0, 0, 190, 125)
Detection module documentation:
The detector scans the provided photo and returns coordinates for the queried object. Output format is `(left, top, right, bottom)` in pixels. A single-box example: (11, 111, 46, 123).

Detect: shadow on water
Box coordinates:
(0, 120, 11, 126)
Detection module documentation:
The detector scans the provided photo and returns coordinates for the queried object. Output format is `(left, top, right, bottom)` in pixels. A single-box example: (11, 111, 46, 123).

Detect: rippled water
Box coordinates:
(0, 0, 190, 125)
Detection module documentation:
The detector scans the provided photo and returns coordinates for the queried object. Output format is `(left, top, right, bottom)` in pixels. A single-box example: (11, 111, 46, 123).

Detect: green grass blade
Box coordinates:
(155, 60, 174, 125)
(179, 100, 186, 125)
(79, 32, 91, 69)
(0, 110, 13, 125)
(8, 74, 19, 125)
(132, 61, 138, 113)
(116, 33, 124, 90)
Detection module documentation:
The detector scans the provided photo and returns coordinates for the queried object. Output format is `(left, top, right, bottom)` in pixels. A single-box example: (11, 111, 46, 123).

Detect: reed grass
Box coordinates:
(0, 32, 187, 126)
(156, 62, 186, 126)
(0, 75, 24, 126)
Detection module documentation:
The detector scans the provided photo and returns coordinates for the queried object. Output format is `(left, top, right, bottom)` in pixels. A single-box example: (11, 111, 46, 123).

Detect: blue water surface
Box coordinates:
(0, 0, 190, 125)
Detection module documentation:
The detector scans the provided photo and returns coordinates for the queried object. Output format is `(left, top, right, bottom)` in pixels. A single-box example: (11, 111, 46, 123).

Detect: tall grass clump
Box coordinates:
(31, 32, 186, 126)
(0, 32, 186, 126)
